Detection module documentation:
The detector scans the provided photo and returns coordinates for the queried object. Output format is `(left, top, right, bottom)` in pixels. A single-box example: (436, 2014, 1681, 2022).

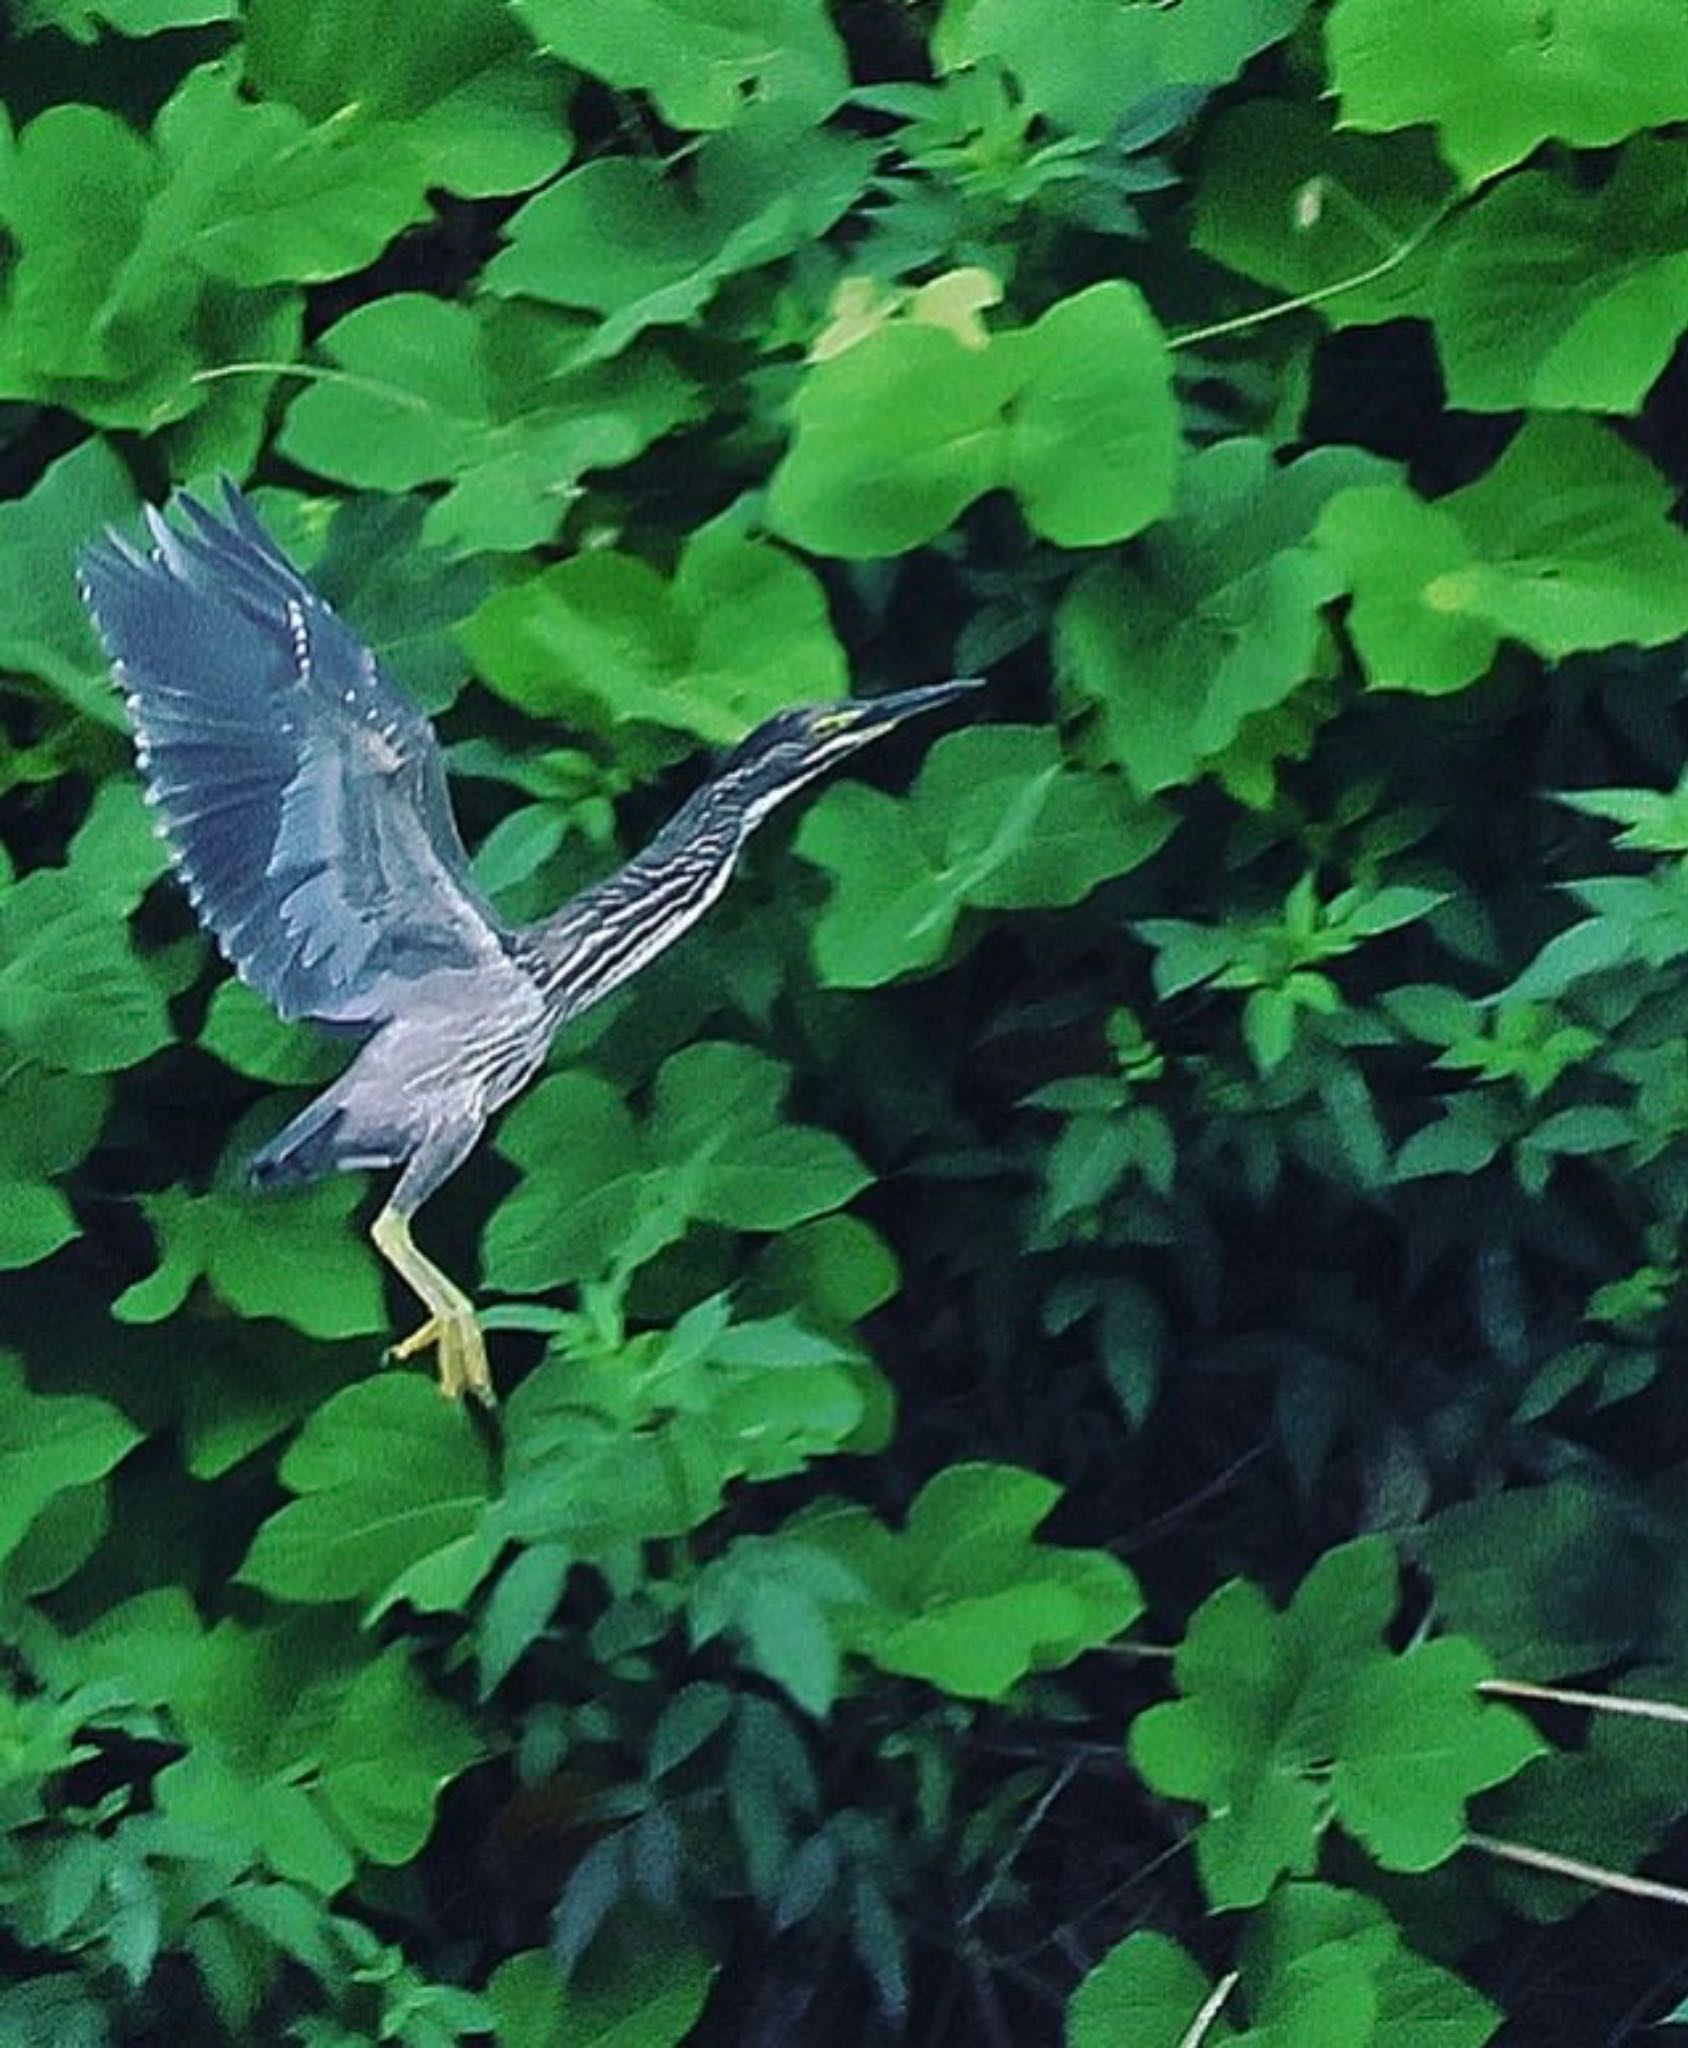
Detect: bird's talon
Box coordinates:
(391, 1315, 440, 1362)
(389, 1307, 493, 1402)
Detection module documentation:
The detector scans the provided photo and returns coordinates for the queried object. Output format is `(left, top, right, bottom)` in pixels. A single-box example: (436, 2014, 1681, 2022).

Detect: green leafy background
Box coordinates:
(2, 1, 1687, 2040)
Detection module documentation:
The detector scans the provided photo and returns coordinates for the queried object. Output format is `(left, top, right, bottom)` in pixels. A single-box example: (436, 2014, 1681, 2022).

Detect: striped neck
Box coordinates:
(521, 781, 751, 1023)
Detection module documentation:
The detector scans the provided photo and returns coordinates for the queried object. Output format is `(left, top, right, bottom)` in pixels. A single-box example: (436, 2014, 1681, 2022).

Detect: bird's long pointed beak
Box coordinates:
(844, 675, 986, 735)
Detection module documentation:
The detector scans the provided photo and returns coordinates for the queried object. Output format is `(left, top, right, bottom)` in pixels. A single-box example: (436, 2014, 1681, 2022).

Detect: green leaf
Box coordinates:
(0, 105, 166, 393)
(483, 121, 872, 362)
(1326, 0, 1688, 185)
(245, 0, 573, 197)
(1067, 1931, 1221, 2048)
(0, 439, 138, 720)
(1416, 1481, 1654, 1680)
(0, 795, 174, 1073)
(511, 0, 848, 130)
(1479, 1670, 1688, 1926)
(1239, 1884, 1500, 2048)
(0, 1353, 141, 1567)
(487, 1311, 875, 1567)
(312, 1646, 483, 1862)
(768, 282, 1176, 558)
(486, 1043, 871, 1292)
(278, 295, 697, 551)
(1330, 1635, 1544, 1868)
(1427, 142, 1688, 414)
(0, 1067, 108, 1270)
(460, 510, 847, 745)
(691, 1536, 865, 1716)
(1192, 100, 1451, 329)
(797, 725, 1170, 987)
(489, 1929, 717, 2048)
(240, 1376, 492, 1605)
(114, 1176, 386, 1341)
(199, 981, 346, 1086)
(1057, 440, 1391, 794)
(1315, 420, 1688, 694)
(1130, 1540, 1543, 1907)
(153, 63, 439, 289)
(18, 0, 234, 35)
(156, 1747, 354, 1895)
(798, 1462, 1143, 1701)
(946, 0, 1309, 138)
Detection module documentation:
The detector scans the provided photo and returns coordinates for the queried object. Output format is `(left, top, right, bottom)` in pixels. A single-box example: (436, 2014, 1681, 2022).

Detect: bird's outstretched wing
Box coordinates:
(79, 484, 510, 1026)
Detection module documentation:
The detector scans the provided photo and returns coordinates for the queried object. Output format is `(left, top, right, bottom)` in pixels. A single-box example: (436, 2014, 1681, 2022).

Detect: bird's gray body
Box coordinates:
(79, 483, 977, 1395)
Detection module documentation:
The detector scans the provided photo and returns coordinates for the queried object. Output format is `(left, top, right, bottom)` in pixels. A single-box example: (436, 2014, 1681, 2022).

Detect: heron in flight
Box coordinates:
(79, 485, 978, 1401)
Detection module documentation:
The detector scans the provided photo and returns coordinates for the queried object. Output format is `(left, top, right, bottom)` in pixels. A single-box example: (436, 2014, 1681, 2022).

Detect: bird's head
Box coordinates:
(721, 676, 985, 828)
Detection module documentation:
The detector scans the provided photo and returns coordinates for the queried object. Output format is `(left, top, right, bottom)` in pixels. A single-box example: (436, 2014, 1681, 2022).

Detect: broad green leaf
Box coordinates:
(769, 320, 1010, 557)
(312, 1646, 483, 1861)
(945, 0, 1309, 138)
(1479, 1670, 1688, 1926)
(1067, 1931, 1221, 2048)
(155, 1747, 354, 1895)
(0, 69, 425, 440)
(487, 1043, 871, 1292)
(0, 1353, 141, 1566)
(1330, 1636, 1544, 1868)
(0, 792, 174, 1074)
(154, 63, 440, 289)
(1057, 440, 1392, 794)
(240, 1376, 493, 1604)
(1130, 1539, 1542, 1908)
(1428, 142, 1688, 414)
(1326, 0, 1688, 185)
(1312, 488, 1497, 695)
(0, 899, 173, 1073)
(798, 1462, 1143, 1701)
(176, 1327, 357, 1482)
(690, 1536, 863, 1715)
(460, 511, 847, 745)
(798, 725, 1171, 986)
(484, 122, 872, 362)
(742, 1215, 900, 1330)
(1239, 1885, 1500, 2048)
(768, 282, 1176, 558)
(278, 294, 697, 552)
(199, 981, 345, 1087)
(0, 105, 166, 391)
(0, 1067, 107, 1270)
(1315, 421, 1688, 694)
(113, 1177, 386, 1341)
(1000, 284, 1182, 548)
(1449, 418, 1688, 656)
(1192, 100, 1452, 328)
(482, 1071, 642, 1289)
(487, 1313, 875, 1565)
(511, 0, 848, 130)
(490, 1931, 717, 2048)
(1416, 1481, 1654, 1679)
(17, 0, 233, 34)
(246, 0, 573, 197)
(0, 439, 138, 719)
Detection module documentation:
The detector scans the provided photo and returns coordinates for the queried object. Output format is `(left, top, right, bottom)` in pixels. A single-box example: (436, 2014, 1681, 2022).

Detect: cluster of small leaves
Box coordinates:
(4, 0, 1688, 2042)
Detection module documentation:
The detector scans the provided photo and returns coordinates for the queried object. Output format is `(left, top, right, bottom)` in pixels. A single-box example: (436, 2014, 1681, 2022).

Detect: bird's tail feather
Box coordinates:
(248, 1096, 347, 1191)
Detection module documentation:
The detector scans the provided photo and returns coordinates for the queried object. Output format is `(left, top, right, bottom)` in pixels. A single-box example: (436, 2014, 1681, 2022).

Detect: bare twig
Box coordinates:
(1469, 1833, 1688, 1911)
(1480, 1678, 1688, 1728)
(1178, 1970, 1241, 2048)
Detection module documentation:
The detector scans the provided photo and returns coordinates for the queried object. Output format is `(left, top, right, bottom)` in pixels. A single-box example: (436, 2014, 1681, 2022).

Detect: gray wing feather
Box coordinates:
(78, 482, 508, 1026)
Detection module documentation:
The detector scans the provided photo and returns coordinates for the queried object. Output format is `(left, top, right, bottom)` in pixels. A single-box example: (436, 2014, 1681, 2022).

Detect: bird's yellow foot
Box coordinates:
(392, 1307, 494, 1404)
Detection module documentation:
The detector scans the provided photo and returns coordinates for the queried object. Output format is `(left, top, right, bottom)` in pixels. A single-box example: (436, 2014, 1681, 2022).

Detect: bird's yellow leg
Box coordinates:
(371, 1204, 493, 1404)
